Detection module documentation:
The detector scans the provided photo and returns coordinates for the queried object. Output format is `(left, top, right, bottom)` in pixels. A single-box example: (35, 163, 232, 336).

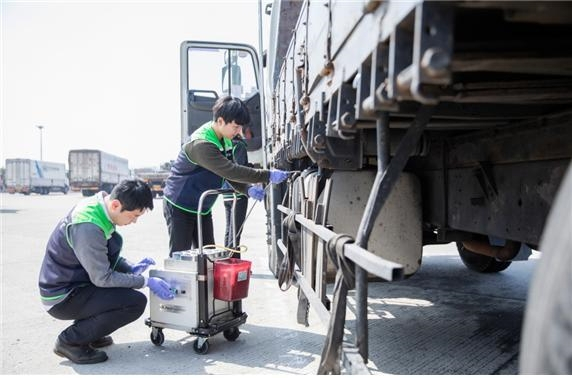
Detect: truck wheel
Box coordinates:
(520, 164, 572, 374)
(456, 242, 512, 273)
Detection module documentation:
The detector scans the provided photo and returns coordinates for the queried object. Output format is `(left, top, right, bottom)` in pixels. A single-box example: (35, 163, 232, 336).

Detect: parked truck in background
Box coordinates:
(134, 167, 170, 198)
(68, 149, 130, 196)
(180, 0, 572, 373)
(5, 158, 69, 195)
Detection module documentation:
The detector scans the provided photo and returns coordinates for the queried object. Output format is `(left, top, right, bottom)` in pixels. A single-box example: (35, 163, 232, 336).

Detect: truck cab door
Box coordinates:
(180, 41, 263, 164)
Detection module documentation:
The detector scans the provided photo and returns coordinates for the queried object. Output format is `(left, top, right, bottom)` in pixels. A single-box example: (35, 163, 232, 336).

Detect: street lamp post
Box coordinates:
(36, 125, 44, 160)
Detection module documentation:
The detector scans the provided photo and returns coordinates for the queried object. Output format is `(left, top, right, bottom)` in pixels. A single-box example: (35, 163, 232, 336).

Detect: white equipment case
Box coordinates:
(145, 189, 250, 354)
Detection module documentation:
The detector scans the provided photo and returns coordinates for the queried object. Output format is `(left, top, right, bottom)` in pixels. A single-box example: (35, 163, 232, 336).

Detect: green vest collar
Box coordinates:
(69, 193, 115, 239)
(191, 121, 233, 151)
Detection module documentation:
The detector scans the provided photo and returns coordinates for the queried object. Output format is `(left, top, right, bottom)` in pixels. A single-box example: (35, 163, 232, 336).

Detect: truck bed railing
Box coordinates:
(274, 105, 434, 374)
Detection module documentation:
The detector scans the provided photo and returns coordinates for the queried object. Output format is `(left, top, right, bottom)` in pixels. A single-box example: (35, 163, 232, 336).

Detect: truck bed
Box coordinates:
(268, 0, 572, 247)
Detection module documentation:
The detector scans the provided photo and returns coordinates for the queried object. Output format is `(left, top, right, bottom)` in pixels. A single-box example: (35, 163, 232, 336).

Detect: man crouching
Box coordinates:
(38, 179, 174, 364)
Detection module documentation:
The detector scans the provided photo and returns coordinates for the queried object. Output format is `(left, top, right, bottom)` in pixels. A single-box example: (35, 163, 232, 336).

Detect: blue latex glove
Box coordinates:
(131, 257, 156, 275)
(147, 277, 175, 300)
(247, 184, 265, 201)
(269, 169, 288, 184)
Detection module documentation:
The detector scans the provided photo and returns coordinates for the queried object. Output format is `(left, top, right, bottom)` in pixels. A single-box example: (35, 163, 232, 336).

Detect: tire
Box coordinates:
(223, 327, 240, 342)
(456, 242, 512, 273)
(150, 328, 164, 346)
(193, 338, 209, 354)
(520, 164, 572, 374)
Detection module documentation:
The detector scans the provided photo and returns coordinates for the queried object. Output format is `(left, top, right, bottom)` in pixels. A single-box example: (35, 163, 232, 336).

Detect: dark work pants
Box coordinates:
(163, 199, 215, 255)
(48, 285, 147, 346)
(224, 197, 249, 248)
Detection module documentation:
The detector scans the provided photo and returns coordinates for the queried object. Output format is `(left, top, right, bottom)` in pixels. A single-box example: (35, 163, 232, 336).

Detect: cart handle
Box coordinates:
(197, 188, 239, 254)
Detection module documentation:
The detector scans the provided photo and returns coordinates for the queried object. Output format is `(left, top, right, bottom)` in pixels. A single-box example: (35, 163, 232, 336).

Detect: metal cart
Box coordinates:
(145, 188, 251, 354)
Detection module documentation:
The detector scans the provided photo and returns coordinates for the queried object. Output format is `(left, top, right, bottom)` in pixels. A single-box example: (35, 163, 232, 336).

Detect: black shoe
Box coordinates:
(54, 338, 108, 364)
(89, 336, 113, 349)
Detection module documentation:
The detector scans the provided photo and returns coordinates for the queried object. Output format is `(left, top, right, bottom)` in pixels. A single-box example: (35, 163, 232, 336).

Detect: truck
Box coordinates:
(4, 158, 69, 195)
(133, 168, 170, 198)
(68, 149, 130, 196)
(180, 1, 572, 373)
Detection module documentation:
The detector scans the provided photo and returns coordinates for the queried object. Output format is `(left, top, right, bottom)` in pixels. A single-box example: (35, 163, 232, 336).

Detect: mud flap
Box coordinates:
(297, 288, 310, 326)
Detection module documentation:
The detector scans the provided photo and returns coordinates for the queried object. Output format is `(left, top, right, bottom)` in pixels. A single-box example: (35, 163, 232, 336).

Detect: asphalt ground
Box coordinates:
(1, 191, 536, 374)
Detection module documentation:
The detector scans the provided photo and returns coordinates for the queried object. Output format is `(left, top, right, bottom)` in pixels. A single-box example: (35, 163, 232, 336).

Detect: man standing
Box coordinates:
(163, 96, 288, 254)
(223, 132, 250, 249)
(39, 179, 174, 364)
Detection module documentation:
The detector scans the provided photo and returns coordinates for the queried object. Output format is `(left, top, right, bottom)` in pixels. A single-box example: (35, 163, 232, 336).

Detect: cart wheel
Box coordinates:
(223, 327, 240, 342)
(193, 338, 209, 354)
(150, 328, 164, 346)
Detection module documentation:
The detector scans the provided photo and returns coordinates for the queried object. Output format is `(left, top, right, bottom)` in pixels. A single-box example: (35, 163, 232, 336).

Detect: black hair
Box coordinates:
(212, 96, 251, 126)
(109, 179, 154, 211)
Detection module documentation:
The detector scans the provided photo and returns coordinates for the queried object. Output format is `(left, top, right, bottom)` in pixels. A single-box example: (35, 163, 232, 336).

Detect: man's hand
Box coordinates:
(248, 184, 265, 201)
(147, 277, 175, 300)
(269, 169, 288, 184)
(131, 257, 156, 275)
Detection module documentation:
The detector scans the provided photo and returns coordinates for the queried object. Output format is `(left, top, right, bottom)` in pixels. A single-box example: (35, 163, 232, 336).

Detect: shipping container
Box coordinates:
(5, 158, 68, 195)
(68, 149, 130, 196)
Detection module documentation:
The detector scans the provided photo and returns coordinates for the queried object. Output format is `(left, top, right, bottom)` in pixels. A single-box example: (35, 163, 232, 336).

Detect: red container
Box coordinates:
(213, 258, 252, 301)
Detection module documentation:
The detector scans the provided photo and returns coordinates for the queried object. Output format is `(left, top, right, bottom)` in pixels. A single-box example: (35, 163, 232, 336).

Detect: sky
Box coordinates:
(1, 0, 267, 169)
